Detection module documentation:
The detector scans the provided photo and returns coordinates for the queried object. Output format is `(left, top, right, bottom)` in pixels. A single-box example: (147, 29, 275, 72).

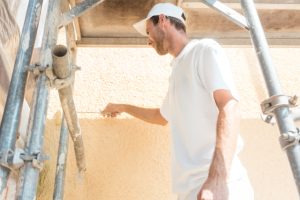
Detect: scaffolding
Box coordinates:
(0, 0, 299, 199)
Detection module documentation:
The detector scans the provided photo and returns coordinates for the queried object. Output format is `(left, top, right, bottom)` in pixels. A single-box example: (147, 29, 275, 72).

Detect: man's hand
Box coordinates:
(101, 103, 167, 125)
(197, 89, 239, 200)
(101, 103, 123, 117)
(197, 178, 229, 200)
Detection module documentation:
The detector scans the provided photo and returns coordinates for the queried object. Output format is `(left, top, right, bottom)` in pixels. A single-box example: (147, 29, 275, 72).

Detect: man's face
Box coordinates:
(146, 19, 168, 55)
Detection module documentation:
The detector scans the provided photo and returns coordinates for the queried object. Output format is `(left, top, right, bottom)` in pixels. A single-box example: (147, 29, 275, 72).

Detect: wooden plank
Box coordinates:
(69, 0, 82, 40)
(183, 0, 300, 10)
(76, 34, 300, 47)
(77, 37, 148, 47)
(185, 0, 300, 4)
(177, 0, 184, 6)
(225, 0, 300, 3)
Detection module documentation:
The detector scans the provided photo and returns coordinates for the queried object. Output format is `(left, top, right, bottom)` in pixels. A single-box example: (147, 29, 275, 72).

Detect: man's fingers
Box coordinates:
(101, 111, 120, 118)
(101, 104, 121, 118)
(198, 190, 213, 200)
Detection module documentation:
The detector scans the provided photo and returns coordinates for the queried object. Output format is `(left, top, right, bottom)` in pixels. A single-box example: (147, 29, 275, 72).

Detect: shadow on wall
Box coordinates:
(40, 115, 175, 200)
(240, 119, 299, 200)
(39, 115, 298, 200)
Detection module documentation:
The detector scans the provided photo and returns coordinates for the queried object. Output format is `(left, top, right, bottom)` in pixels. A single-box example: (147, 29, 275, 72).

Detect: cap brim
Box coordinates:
(133, 18, 148, 36)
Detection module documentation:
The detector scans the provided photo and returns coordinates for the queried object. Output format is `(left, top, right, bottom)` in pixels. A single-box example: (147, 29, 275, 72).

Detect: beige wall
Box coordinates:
(41, 46, 300, 200)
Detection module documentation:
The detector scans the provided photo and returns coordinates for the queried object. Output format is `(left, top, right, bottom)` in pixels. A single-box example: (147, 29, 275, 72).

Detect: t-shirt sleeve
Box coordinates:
(199, 41, 239, 101)
(160, 92, 170, 122)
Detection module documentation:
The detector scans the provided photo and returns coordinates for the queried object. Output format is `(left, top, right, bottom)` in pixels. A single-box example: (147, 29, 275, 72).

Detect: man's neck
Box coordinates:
(168, 31, 188, 57)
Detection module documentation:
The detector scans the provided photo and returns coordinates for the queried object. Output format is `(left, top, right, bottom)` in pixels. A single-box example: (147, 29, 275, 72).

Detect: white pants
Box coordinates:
(177, 177, 254, 200)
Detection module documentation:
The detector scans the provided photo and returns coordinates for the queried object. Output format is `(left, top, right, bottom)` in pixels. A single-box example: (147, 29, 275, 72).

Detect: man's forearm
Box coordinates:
(208, 101, 240, 180)
(111, 104, 167, 126)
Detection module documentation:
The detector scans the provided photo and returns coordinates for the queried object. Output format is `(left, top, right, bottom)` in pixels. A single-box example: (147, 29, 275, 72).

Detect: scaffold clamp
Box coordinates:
(49, 65, 80, 90)
(280, 128, 300, 151)
(260, 113, 276, 125)
(27, 63, 81, 90)
(20, 152, 49, 171)
(261, 95, 298, 115)
(0, 148, 25, 173)
(0, 149, 14, 170)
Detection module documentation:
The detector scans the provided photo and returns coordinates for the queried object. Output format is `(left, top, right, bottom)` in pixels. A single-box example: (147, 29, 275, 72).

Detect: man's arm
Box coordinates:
(198, 89, 240, 200)
(101, 103, 168, 126)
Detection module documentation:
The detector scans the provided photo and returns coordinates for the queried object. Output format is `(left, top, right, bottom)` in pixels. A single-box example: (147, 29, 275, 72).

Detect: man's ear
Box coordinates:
(158, 14, 167, 27)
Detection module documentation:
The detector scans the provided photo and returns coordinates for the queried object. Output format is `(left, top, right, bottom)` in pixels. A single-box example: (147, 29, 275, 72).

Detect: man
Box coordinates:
(102, 3, 253, 200)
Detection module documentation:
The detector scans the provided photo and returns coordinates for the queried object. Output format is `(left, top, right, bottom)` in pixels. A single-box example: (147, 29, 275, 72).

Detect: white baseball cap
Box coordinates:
(133, 3, 186, 36)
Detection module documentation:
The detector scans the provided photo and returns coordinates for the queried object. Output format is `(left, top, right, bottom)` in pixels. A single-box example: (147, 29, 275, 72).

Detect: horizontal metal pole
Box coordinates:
(52, 45, 86, 172)
(201, 0, 249, 30)
(60, 0, 105, 27)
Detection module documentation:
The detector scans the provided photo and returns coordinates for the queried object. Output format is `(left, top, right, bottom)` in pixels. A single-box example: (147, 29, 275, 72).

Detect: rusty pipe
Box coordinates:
(52, 45, 86, 172)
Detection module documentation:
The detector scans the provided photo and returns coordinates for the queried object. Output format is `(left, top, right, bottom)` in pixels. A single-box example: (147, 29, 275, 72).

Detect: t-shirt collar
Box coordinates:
(170, 39, 198, 66)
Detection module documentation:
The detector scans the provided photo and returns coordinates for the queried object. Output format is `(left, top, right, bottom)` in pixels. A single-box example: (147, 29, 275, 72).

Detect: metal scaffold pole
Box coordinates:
(241, 0, 300, 196)
(52, 1, 78, 198)
(52, 44, 86, 172)
(16, 0, 106, 198)
(17, 0, 61, 198)
(0, 0, 43, 194)
(53, 117, 69, 200)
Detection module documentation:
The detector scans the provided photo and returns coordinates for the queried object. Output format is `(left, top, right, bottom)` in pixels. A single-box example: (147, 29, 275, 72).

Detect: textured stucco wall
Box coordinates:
(41, 46, 300, 200)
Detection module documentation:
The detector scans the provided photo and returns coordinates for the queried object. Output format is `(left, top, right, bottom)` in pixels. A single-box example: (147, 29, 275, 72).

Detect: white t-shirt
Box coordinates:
(160, 39, 246, 194)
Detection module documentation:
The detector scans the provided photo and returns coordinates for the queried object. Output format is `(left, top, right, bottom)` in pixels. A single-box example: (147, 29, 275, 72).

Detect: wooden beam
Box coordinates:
(221, 0, 300, 3)
(76, 35, 300, 47)
(69, 0, 82, 40)
(177, 0, 183, 6)
(77, 37, 148, 47)
(182, 0, 300, 10)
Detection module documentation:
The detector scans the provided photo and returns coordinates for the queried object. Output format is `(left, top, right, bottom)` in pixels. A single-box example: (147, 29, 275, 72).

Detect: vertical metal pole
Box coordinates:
(0, 0, 43, 193)
(241, 0, 300, 195)
(17, 0, 61, 199)
(53, 117, 69, 200)
(17, 76, 49, 200)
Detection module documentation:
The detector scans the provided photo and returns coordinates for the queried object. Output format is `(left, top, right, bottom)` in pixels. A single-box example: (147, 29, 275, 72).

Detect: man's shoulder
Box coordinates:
(184, 39, 221, 58)
(192, 38, 221, 49)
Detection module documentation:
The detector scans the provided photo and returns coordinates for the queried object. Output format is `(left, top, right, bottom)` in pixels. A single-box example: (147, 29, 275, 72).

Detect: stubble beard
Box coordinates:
(154, 28, 168, 55)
